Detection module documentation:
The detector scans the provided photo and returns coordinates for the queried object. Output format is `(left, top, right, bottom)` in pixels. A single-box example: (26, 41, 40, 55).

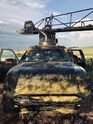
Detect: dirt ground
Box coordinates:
(1, 96, 93, 124)
(1, 110, 93, 124)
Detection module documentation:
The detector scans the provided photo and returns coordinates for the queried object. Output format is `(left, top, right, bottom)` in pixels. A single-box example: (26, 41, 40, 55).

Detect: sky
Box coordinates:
(0, 0, 93, 50)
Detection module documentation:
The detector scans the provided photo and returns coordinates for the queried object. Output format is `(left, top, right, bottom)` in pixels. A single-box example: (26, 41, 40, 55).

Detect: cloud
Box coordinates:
(0, 0, 47, 9)
(52, 11, 61, 15)
(1, 0, 28, 7)
(56, 30, 93, 47)
(0, 0, 51, 25)
(0, 20, 9, 24)
(24, 1, 46, 9)
(9, 19, 24, 25)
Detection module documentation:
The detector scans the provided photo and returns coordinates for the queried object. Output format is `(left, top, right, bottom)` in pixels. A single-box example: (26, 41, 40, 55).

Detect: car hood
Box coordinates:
(10, 61, 86, 75)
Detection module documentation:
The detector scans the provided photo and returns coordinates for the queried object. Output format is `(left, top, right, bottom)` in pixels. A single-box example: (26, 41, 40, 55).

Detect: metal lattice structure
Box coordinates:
(18, 8, 93, 46)
(19, 8, 93, 34)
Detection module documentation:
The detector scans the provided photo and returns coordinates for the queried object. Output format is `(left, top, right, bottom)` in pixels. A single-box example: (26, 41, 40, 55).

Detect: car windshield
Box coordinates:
(20, 48, 72, 63)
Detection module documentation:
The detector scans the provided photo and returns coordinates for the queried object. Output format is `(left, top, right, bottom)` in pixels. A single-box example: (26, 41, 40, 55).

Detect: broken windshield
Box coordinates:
(20, 48, 72, 63)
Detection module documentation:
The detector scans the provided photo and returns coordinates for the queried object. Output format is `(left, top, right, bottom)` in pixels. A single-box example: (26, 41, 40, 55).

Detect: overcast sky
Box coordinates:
(0, 0, 93, 50)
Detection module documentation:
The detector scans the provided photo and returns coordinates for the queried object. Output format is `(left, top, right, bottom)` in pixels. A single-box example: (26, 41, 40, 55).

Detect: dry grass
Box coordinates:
(82, 46, 93, 58)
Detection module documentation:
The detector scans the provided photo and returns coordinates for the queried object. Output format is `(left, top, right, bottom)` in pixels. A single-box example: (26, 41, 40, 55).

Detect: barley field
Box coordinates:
(82, 46, 93, 58)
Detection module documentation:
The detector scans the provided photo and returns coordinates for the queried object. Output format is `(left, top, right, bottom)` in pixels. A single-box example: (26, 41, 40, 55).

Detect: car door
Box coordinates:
(68, 48, 85, 68)
(0, 49, 19, 82)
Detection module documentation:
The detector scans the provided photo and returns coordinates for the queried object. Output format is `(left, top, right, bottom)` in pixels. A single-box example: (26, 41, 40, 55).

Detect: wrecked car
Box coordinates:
(3, 12, 93, 121)
(3, 43, 90, 118)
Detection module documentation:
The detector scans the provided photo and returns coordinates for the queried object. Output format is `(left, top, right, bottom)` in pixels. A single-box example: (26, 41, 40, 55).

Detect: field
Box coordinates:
(15, 46, 93, 59)
(82, 46, 93, 80)
(82, 46, 93, 58)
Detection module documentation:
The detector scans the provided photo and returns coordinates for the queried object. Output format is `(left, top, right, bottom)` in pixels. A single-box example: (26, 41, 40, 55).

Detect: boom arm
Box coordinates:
(18, 8, 93, 34)
(18, 8, 93, 46)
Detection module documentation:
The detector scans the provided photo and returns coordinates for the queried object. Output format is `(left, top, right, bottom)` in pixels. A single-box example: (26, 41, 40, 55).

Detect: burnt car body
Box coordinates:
(0, 48, 18, 83)
(3, 45, 90, 116)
